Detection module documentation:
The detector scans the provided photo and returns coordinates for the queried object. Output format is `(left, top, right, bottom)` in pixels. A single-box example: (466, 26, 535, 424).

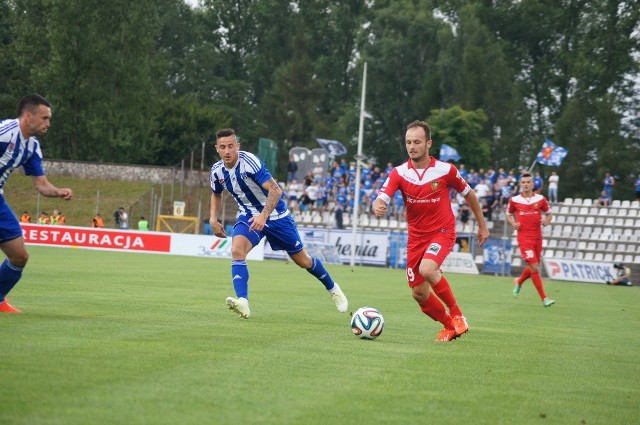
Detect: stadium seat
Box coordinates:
(584, 252, 594, 261)
(558, 240, 568, 249)
(631, 201, 640, 208)
(623, 254, 633, 263)
(512, 258, 522, 267)
(567, 240, 577, 250)
(573, 198, 583, 205)
(616, 209, 627, 217)
(620, 200, 631, 208)
(604, 218, 615, 226)
(628, 209, 638, 217)
(596, 242, 607, 251)
(586, 242, 596, 250)
(559, 206, 570, 214)
(378, 218, 389, 228)
(594, 217, 605, 225)
(578, 207, 588, 215)
(594, 252, 604, 261)
(311, 214, 323, 224)
(584, 216, 594, 225)
(611, 200, 621, 207)
(588, 207, 599, 215)
(598, 208, 609, 216)
(582, 199, 593, 206)
(544, 250, 554, 258)
(563, 198, 573, 205)
(635, 255, 640, 264)
(615, 218, 624, 227)
(613, 254, 625, 262)
(570, 207, 581, 215)
(603, 253, 613, 262)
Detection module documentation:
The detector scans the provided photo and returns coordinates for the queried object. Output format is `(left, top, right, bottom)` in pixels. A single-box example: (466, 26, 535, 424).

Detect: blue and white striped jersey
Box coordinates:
(210, 151, 289, 219)
(0, 118, 44, 190)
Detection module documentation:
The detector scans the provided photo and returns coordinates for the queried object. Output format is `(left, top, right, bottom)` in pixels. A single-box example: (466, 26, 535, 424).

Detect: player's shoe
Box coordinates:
(226, 296, 250, 319)
(435, 328, 458, 342)
(452, 315, 469, 336)
(542, 298, 555, 308)
(512, 278, 521, 298)
(329, 283, 348, 313)
(0, 299, 22, 313)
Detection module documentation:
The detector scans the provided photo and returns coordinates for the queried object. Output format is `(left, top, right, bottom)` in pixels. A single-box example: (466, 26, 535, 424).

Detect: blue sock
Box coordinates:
(231, 260, 249, 299)
(306, 257, 335, 290)
(0, 259, 24, 302)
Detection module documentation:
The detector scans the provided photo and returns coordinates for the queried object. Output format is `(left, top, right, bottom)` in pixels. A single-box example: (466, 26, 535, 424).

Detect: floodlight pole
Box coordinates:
(350, 62, 367, 267)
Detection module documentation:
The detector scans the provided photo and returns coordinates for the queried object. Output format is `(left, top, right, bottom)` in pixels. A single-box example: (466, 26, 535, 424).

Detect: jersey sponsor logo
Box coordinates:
(406, 196, 439, 204)
(426, 243, 442, 255)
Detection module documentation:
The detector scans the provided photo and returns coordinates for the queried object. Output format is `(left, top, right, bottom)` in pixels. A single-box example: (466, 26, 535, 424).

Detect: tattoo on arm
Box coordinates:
(262, 179, 281, 216)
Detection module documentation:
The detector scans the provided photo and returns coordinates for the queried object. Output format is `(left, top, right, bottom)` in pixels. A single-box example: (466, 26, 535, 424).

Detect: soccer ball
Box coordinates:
(351, 307, 384, 340)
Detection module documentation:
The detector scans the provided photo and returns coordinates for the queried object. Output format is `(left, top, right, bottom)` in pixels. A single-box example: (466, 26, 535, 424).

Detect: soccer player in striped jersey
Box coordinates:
(0, 95, 73, 313)
(506, 173, 555, 307)
(209, 128, 348, 319)
(372, 120, 489, 342)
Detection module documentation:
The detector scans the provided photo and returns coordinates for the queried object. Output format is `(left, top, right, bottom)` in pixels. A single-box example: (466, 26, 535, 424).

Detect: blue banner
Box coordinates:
(482, 238, 512, 275)
(439, 144, 461, 162)
(536, 138, 568, 166)
(316, 138, 347, 157)
(389, 231, 408, 269)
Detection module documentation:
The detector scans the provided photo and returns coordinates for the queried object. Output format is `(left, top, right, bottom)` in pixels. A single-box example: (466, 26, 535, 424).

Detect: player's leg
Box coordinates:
(417, 234, 467, 335)
(0, 237, 29, 313)
(528, 239, 554, 306)
(270, 216, 348, 312)
(0, 198, 30, 313)
(225, 222, 259, 318)
(513, 240, 533, 297)
(411, 281, 457, 342)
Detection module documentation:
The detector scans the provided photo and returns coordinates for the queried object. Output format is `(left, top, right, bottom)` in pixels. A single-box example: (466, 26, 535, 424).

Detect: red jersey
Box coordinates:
(507, 194, 550, 239)
(378, 156, 470, 239)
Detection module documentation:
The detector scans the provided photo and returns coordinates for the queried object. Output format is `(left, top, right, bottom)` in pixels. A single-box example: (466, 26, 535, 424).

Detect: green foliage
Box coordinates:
(428, 106, 490, 169)
(0, 0, 638, 197)
(1, 246, 639, 424)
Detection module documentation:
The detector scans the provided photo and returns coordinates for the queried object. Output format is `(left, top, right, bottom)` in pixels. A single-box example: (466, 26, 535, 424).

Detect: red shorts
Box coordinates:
(518, 237, 542, 265)
(405, 231, 456, 288)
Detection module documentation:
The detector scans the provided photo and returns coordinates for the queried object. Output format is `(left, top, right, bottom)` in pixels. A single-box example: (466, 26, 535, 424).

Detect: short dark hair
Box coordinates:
(17, 94, 51, 116)
(521, 173, 532, 179)
(406, 120, 431, 140)
(216, 128, 236, 140)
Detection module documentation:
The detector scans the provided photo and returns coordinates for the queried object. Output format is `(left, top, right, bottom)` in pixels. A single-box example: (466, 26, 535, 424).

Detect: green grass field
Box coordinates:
(1, 246, 639, 425)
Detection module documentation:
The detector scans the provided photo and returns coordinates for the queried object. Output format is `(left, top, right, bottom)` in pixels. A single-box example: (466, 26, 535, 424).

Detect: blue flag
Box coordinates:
(439, 144, 461, 162)
(536, 138, 568, 166)
(316, 138, 347, 157)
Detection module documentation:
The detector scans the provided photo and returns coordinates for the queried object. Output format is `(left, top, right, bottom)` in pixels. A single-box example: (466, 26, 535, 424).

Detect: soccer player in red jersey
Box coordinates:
(372, 120, 489, 342)
(506, 173, 555, 307)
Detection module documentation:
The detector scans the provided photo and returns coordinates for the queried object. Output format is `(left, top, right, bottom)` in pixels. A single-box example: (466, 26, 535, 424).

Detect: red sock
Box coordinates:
(431, 275, 462, 317)
(531, 272, 547, 300)
(517, 267, 532, 285)
(418, 293, 454, 330)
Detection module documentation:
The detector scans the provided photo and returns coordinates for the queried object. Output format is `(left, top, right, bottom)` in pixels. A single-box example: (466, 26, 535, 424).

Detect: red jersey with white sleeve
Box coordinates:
(507, 194, 550, 240)
(378, 156, 471, 239)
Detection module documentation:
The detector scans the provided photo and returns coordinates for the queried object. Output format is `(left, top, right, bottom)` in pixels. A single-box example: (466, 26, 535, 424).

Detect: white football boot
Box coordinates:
(226, 296, 250, 319)
(329, 283, 348, 313)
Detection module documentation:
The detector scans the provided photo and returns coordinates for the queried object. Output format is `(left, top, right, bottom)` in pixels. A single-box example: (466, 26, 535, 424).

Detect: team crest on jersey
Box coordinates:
(430, 181, 439, 192)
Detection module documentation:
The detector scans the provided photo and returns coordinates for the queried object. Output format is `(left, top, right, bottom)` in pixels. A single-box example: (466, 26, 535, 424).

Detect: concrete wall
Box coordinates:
(43, 159, 208, 186)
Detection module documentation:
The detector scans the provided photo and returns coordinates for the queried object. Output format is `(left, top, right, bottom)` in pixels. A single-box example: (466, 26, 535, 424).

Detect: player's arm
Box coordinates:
(463, 189, 489, 246)
(249, 178, 281, 231)
(372, 171, 397, 218)
(209, 192, 226, 238)
(31, 175, 73, 200)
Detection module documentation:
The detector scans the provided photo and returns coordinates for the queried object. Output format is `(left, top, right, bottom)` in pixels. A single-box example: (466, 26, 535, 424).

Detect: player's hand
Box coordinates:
(372, 201, 387, 218)
(59, 188, 73, 200)
(211, 220, 226, 238)
(476, 226, 490, 246)
(249, 214, 267, 232)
